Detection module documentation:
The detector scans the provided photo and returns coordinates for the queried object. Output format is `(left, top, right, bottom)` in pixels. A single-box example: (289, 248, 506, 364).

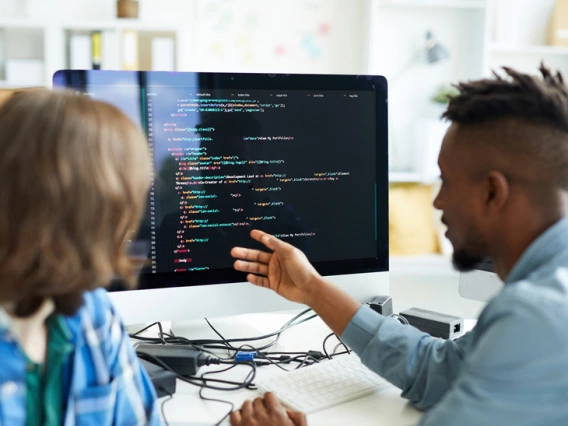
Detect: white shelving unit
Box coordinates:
(367, 0, 568, 183)
(490, 44, 568, 56)
(0, 18, 192, 89)
(3, 0, 568, 184)
(380, 0, 487, 9)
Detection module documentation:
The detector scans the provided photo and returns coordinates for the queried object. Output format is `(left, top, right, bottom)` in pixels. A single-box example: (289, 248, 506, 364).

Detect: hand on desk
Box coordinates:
(230, 393, 307, 426)
(231, 229, 322, 305)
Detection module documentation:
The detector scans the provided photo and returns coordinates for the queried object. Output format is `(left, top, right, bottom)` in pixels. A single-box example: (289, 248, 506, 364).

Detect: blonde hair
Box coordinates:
(0, 90, 151, 317)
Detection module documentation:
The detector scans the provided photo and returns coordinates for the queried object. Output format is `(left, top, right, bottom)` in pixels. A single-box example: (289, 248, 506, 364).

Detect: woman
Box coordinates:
(0, 91, 160, 425)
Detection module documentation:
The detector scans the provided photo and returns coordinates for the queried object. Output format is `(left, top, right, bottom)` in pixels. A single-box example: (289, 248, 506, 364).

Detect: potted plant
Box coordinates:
(431, 84, 459, 118)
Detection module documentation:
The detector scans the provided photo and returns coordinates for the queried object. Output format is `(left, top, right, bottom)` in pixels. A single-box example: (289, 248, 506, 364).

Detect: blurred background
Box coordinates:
(1, 0, 565, 317)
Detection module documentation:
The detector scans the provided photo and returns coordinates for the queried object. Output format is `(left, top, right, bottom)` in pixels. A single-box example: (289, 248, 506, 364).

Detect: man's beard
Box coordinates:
(452, 249, 484, 272)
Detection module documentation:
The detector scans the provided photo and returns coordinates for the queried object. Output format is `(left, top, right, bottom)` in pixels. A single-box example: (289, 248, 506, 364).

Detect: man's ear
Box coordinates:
(484, 171, 509, 214)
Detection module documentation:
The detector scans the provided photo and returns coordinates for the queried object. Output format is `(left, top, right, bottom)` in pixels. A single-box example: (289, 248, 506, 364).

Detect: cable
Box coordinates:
(158, 389, 173, 426)
(323, 333, 351, 359)
(129, 309, 316, 356)
(136, 351, 257, 390)
(198, 365, 238, 426)
(197, 309, 316, 350)
(130, 322, 160, 337)
(204, 317, 234, 358)
(391, 313, 410, 325)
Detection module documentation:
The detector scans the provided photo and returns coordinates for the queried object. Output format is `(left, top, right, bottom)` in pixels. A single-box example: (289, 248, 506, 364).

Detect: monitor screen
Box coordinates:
(53, 71, 388, 293)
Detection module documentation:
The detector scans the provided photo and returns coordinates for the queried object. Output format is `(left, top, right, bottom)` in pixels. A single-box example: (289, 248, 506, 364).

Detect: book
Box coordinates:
(69, 33, 92, 70)
(151, 37, 175, 71)
(102, 30, 120, 70)
(121, 30, 139, 70)
(91, 31, 102, 70)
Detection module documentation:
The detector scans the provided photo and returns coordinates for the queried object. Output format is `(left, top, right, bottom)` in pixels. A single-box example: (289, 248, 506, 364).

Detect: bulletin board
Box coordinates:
(193, 0, 361, 73)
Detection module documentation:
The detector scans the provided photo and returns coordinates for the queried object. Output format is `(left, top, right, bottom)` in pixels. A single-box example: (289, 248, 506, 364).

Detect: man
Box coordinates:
(228, 65, 568, 426)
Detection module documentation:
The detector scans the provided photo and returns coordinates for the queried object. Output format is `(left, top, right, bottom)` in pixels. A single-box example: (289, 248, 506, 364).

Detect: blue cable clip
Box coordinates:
(235, 351, 257, 362)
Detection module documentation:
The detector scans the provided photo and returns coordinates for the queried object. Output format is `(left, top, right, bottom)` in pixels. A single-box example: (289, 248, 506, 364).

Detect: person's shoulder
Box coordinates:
(82, 287, 114, 317)
(71, 288, 118, 336)
(480, 273, 568, 340)
(501, 269, 567, 311)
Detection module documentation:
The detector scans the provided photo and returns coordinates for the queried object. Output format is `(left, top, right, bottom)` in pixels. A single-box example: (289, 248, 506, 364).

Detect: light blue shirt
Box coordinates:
(342, 217, 568, 426)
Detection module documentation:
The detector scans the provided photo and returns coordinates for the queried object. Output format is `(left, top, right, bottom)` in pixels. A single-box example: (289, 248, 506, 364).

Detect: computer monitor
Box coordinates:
(458, 259, 503, 302)
(52, 70, 389, 325)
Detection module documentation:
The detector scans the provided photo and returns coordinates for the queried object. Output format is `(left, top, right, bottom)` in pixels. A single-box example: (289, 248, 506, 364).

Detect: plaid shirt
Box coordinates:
(0, 288, 162, 425)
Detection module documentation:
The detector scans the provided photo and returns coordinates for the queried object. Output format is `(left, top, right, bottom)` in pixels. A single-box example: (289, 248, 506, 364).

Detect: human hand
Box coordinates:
(231, 230, 323, 305)
(230, 393, 307, 426)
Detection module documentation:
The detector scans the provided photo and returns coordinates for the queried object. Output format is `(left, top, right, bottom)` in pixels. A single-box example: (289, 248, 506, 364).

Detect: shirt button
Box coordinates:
(2, 381, 18, 396)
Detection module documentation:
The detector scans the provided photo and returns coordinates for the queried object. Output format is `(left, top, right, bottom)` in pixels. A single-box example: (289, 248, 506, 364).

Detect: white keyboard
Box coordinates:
(256, 355, 392, 414)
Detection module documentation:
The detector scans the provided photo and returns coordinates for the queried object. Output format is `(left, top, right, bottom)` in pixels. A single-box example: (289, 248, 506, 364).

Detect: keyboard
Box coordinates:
(256, 355, 392, 414)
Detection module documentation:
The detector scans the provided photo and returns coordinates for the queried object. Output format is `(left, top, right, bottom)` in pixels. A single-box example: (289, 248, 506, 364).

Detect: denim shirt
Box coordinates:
(342, 217, 568, 426)
(0, 288, 161, 426)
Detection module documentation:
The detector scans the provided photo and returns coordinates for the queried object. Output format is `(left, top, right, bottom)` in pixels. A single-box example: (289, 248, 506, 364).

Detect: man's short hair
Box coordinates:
(443, 64, 568, 189)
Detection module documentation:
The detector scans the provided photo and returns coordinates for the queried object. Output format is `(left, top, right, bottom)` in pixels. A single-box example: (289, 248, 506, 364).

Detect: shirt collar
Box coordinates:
(0, 307, 11, 335)
(0, 299, 54, 337)
(506, 216, 568, 284)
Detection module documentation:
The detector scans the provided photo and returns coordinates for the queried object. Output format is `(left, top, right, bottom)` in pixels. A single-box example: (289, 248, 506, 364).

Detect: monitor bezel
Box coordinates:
(53, 70, 389, 290)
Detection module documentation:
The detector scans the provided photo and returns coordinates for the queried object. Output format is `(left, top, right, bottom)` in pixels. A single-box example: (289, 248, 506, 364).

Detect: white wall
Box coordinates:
(391, 256, 486, 320)
(6, 0, 368, 75)
(367, 3, 487, 172)
(190, 0, 366, 74)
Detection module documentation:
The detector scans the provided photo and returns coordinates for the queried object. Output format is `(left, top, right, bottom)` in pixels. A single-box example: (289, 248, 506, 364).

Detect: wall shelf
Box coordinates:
(60, 19, 183, 32)
(0, 80, 45, 89)
(379, 0, 487, 9)
(388, 172, 440, 183)
(490, 44, 568, 56)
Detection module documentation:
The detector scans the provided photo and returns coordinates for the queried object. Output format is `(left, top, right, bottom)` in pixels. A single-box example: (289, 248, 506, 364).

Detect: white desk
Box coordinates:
(148, 311, 426, 426)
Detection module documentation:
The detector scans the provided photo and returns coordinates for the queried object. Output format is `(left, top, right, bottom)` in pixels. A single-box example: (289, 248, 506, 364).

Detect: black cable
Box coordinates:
(192, 309, 316, 346)
(130, 322, 160, 337)
(204, 317, 234, 357)
(199, 365, 238, 426)
(294, 355, 319, 370)
(157, 322, 166, 345)
(129, 309, 316, 356)
(136, 351, 257, 390)
(158, 390, 173, 426)
(322, 333, 334, 360)
(323, 333, 351, 359)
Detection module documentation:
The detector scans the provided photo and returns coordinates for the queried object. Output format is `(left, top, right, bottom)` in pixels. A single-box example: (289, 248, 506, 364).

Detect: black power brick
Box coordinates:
(139, 358, 177, 398)
(136, 344, 220, 376)
(399, 307, 464, 340)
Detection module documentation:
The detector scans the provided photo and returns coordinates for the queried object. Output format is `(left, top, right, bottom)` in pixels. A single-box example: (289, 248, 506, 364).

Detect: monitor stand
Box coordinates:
(171, 313, 289, 355)
(127, 310, 313, 356)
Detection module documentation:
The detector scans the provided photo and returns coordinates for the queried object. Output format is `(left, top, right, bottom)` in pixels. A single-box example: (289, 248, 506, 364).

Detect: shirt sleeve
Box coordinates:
(415, 292, 564, 426)
(341, 305, 473, 410)
(98, 290, 163, 425)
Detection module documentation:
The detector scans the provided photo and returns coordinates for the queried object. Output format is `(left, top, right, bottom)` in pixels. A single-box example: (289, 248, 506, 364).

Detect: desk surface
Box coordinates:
(147, 311, 429, 426)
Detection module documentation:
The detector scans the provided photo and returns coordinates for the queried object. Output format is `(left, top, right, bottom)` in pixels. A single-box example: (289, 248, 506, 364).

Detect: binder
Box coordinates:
(91, 31, 102, 70)
(151, 37, 175, 71)
(102, 31, 120, 70)
(121, 30, 139, 70)
(69, 33, 92, 70)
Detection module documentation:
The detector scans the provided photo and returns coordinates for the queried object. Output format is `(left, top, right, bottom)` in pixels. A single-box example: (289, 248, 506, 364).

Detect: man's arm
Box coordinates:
(341, 304, 473, 409)
(232, 230, 472, 409)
